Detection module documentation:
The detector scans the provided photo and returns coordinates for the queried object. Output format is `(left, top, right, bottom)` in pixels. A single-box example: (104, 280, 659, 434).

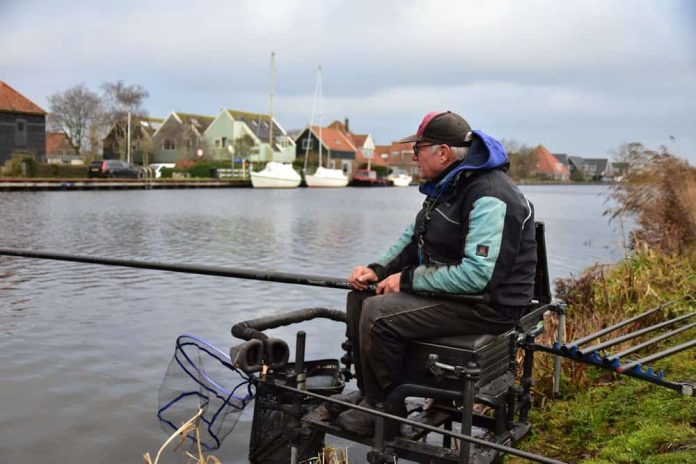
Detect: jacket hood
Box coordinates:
(420, 130, 508, 197)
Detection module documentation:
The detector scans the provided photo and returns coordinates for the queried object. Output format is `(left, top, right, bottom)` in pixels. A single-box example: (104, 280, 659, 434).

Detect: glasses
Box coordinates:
(413, 143, 446, 157)
(413, 143, 439, 157)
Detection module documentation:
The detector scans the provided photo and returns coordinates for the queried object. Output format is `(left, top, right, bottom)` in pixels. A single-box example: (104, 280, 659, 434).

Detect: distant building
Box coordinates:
(294, 125, 358, 174)
(152, 112, 215, 164)
(103, 116, 163, 165)
(534, 145, 570, 180)
(582, 158, 612, 181)
(0, 81, 46, 164)
(386, 141, 419, 179)
(328, 119, 381, 174)
(210, 109, 296, 163)
(46, 132, 81, 164)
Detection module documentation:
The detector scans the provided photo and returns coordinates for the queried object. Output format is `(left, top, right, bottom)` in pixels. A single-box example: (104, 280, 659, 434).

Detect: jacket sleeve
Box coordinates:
(400, 195, 518, 294)
(368, 222, 419, 281)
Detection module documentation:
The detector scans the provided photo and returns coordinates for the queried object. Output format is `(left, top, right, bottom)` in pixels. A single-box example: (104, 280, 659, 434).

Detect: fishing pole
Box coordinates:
(0, 247, 489, 303)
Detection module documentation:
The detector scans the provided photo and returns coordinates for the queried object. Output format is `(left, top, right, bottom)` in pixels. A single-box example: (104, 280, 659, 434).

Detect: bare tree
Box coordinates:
(502, 139, 537, 180)
(47, 84, 101, 155)
(100, 81, 150, 161)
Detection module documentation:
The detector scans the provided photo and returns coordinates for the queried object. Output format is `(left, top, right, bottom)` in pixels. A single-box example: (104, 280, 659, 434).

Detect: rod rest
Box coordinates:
(231, 307, 346, 372)
(231, 307, 346, 340)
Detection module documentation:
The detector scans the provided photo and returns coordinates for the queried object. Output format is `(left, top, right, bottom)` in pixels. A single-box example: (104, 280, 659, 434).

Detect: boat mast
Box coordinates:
(317, 65, 323, 169)
(303, 65, 321, 172)
(269, 51, 275, 150)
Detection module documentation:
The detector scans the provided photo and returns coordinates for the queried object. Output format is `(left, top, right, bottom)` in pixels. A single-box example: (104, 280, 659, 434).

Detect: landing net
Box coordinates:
(157, 335, 255, 450)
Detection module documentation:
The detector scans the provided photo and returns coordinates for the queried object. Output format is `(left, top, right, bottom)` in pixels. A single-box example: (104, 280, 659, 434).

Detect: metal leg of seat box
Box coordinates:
(460, 362, 481, 464)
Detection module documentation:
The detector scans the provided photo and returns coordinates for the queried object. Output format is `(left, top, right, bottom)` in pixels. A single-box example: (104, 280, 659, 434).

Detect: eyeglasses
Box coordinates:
(413, 143, 439, 157)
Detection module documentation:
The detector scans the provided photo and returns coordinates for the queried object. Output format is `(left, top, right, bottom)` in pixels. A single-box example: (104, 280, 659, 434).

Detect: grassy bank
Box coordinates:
(513, 147, 696, 463)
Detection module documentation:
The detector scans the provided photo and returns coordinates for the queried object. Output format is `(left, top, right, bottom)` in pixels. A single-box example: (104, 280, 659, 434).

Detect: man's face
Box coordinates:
(413, 143, 443, 180)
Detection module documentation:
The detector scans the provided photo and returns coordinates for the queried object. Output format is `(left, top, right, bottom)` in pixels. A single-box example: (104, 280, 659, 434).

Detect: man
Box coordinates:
(335, 111, 537, 436)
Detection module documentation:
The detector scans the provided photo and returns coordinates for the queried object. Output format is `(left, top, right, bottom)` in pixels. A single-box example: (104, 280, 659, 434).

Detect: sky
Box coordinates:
(2, 0, 695, 163)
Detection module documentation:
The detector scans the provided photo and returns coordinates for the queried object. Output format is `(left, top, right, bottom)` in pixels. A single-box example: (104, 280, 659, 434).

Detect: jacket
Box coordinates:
(368, 130, 537, 308)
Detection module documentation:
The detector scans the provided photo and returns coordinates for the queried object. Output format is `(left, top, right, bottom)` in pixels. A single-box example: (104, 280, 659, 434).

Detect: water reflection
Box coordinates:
(0, 185, 625, 463)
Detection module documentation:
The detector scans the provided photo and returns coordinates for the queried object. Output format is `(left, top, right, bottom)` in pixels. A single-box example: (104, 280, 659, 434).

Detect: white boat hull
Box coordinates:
(389, 174, 413, 187)
(305, 167, 349, 188)
(250, 162, 302, 188)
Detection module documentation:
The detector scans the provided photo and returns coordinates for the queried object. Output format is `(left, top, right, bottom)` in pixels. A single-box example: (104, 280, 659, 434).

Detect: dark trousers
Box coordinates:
(346, 291, 516, 402)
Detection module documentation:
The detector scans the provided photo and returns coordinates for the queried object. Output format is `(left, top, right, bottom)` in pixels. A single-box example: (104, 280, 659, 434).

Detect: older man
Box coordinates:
(336, 111, 537, 436)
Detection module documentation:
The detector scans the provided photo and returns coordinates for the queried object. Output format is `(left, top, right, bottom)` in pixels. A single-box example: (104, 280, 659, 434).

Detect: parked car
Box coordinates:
(87, 160, 142, 178)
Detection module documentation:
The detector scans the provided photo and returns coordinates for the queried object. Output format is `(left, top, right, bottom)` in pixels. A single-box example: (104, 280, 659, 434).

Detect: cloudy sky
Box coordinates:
(2, 0, 695, 162)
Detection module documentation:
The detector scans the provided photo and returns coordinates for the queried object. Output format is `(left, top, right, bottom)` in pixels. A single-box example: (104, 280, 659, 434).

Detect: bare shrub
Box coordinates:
(607, 145, 696, 254)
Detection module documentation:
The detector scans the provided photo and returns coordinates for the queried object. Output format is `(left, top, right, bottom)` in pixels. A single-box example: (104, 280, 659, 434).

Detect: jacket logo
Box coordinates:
(476, 245, 489, 257)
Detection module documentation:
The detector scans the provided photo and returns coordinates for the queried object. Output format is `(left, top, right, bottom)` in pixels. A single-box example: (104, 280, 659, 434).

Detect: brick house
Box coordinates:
(0, 81, 47, 165)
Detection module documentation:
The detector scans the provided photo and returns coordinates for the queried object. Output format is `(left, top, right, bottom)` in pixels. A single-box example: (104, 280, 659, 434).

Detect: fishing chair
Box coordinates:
(368, 221, 555, 464)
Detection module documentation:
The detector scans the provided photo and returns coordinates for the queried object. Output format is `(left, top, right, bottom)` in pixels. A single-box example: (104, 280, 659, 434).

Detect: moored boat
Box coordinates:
(388, 172, 413, 187)
(350, 168, 390, 187)
(304, 166, 349, 187)
(250, 162, 301, 188)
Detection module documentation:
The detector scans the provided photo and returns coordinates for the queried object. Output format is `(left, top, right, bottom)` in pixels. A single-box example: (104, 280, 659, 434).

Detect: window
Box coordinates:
(221, 137, 227, 148)
(185, 139, 192, 150)
(164, 139, 175, 150)
(214, 138, 221, 148)
(15, 119, 27, 146)
(301, 138, 313, 150)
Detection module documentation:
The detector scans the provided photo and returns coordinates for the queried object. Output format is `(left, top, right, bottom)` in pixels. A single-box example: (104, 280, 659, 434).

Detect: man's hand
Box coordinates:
(348, 266, 378, 290)
(376, 272, 401, 294)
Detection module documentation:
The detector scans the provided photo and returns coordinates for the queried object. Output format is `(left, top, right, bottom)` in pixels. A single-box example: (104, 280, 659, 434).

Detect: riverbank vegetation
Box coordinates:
(513, 146, 696, 463)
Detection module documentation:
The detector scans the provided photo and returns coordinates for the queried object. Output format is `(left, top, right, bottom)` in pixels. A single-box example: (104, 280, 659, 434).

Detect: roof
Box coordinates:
(350, 134, 368, 147)
(174, 112, 215, 133)
(225, 109, 289, 148)
(583, 158, 610, 173)
(0, 81, 46, 115)
(534, 145, 570, 176)
(45, 132, 74, 155)
(310, 125, 357, 153)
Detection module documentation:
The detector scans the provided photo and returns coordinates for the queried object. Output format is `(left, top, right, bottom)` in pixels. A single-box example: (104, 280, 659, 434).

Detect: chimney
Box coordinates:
(344, 117, 350, 133)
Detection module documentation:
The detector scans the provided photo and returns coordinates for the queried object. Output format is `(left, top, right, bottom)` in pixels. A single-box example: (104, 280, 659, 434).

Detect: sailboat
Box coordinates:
(251, 52, 301, 189)
(303, 66, 349, 188)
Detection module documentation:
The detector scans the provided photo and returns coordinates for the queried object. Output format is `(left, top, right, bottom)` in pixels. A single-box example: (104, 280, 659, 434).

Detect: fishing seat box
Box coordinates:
(402, 221, 551, 396)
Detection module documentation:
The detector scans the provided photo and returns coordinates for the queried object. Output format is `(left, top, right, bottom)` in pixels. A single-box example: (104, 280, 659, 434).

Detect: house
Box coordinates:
(582, 158, 612, 181)
(294, 125, 358, 174)
(533, 145, 570, 181)
(0, 81, 46, 165)
(386, 141, 419, 179)
(152, 112, 215, 164)
(554, 153, 585, 180)
(328, 119, 382, 172)
(103, 116, 163, 165)
(204, 109, 295, 164)
(46, 132, 81, 164)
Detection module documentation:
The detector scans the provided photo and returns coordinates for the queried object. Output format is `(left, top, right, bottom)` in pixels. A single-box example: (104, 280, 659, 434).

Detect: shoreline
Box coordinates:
(0, 177, 612, 191)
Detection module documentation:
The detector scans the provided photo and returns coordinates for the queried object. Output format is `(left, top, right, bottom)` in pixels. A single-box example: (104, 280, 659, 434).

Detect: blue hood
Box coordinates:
(419, 130, 508, 197)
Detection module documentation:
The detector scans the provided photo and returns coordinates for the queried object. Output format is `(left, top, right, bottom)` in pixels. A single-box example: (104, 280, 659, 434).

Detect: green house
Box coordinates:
(152, 112, 215, 164)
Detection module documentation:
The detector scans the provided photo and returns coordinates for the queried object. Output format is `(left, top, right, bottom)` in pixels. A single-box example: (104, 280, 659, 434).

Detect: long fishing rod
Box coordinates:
(0, 247, 489, 303)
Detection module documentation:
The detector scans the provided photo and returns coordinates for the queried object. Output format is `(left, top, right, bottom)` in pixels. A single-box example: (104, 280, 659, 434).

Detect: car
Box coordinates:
(87, 160, 142, 178)
(147, 163, 176, 178)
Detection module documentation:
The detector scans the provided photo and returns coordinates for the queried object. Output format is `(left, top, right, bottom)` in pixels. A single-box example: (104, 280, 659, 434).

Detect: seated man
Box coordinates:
(337, 111, 537, 436)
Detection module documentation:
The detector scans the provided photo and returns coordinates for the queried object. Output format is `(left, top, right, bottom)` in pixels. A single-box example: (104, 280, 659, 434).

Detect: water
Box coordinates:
(0, 185, 626, 463)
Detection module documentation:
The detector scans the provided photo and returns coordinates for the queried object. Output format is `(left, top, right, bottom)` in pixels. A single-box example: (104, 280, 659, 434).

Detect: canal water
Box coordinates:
(0, 185, 626, 463)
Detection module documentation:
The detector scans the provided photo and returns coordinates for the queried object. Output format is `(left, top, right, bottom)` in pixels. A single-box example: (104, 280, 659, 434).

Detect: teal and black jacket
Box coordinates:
(368, 130, 537, 308)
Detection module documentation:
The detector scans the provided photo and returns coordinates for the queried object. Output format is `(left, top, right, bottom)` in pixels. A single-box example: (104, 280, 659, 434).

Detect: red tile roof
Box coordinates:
(0, 81, 46, 115)
(534, 145, 569, 176)
(46, 132, 74, 155)
(310, 126, 357, 153)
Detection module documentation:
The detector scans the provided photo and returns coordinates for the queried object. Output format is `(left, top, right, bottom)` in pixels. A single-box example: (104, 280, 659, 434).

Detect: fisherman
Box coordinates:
(336, 111, 538, 436)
